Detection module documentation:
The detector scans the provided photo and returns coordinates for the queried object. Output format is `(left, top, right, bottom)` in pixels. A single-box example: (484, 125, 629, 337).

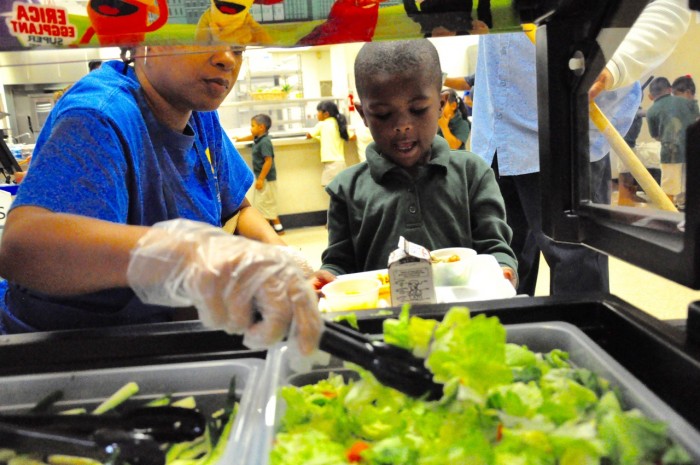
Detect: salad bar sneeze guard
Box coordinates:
(529, 0, 700, 289)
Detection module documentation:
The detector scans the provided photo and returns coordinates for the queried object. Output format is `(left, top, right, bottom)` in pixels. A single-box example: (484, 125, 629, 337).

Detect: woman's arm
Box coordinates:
(234, 197, 285, 245)
(605, 0, 692, 91)
(0, 206, 149, 295)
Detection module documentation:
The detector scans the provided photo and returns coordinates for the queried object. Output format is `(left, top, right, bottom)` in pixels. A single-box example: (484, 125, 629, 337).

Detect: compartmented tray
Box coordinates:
(251, 322, 700, 465)
(0, 358, 264, 465)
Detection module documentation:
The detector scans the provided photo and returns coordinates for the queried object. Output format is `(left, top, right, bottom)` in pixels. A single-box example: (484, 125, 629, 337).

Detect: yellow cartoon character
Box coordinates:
(195, 0, 272, 45)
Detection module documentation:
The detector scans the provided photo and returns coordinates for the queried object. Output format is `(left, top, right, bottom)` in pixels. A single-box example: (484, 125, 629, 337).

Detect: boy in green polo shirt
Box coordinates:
(249, 114, 284, 234)
(315, 39, 517, 289)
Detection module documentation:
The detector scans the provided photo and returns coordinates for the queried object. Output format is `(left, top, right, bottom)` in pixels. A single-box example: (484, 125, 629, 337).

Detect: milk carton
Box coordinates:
(387, 236, 436, 306)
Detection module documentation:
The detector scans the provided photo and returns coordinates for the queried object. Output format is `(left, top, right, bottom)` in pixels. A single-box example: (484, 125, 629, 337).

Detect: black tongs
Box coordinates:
(0, 421, 164, 465)
(0, 406, 206, 465)
(319, 321, 443, 400)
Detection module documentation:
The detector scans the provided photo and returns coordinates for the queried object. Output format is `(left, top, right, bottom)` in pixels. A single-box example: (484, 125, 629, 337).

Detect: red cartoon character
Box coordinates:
(297, 0, 388, 46)
(79, 0, 169, 46)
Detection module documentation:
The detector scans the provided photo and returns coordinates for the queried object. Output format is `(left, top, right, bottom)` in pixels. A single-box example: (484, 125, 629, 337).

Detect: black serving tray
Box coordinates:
(1, 295, 700, 432)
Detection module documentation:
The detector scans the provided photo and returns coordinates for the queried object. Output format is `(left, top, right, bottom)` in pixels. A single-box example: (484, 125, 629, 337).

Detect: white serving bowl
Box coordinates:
(430, 247, 477, 287)
(321, 277, 382, 312)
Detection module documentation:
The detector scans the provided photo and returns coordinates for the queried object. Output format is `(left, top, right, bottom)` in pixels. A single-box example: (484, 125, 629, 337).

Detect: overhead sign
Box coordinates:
(0, 0, 519, 51)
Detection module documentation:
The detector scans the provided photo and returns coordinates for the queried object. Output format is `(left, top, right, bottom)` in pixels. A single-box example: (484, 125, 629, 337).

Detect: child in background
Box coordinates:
(672, 74, 699, 116)
(306, 100, 350, 186)
(249, 114, 284, 234)
(316, 39, 517, 287)
(438, 88, 471, 150)
(646, 76, 699, 209)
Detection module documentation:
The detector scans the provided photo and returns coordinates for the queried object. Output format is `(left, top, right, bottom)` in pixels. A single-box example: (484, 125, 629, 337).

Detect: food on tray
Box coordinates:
(430, 253, 461, 263)
(270, 307, 692, 465)
(4, 378, 239, 465)
(376, 272, 390, 296)
(430, 247, 477, 287)
(322, 278, 381, 312)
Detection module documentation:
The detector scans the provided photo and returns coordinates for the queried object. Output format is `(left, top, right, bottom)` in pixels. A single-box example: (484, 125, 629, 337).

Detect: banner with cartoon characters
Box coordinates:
(0, 0, 519, 51)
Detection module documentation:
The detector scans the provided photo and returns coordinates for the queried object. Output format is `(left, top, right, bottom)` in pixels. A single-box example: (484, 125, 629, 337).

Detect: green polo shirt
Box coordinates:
(251, 133, 276, 181)
(647, 94, 698, 164)
(437, 113, 471, 150)
(322, 136, 517, 276)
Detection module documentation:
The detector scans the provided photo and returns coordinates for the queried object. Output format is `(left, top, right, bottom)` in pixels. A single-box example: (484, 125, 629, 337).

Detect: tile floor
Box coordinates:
(284, 225, 700, 322)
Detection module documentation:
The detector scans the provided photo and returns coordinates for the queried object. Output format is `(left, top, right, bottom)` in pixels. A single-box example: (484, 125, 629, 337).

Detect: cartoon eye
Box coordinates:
(90, 0, 139, 16)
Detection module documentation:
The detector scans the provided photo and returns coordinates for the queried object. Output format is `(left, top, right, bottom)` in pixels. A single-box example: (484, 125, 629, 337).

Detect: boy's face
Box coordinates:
(357, 70, 442, 169)
(250, 119, 265, 137)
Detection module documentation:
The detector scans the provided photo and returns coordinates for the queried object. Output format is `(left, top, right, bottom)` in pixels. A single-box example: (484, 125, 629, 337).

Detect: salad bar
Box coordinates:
(0, 358, 264, 465)
(2, 295, 700, 465)
(262, 312, 700, 464)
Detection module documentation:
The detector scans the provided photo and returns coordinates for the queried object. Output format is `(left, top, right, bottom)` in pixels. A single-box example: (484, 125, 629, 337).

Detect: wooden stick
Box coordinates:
(589, 105, 677, 211)
(522, 24, 677, 212)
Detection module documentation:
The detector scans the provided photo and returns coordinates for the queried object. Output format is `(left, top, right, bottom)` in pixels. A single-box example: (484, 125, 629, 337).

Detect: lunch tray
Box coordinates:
(248, 322, 700, 465)
(0, 358, 264, 465)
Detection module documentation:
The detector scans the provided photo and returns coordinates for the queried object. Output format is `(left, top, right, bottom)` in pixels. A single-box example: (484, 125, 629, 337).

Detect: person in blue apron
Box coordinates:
(0, 45, 321, 355)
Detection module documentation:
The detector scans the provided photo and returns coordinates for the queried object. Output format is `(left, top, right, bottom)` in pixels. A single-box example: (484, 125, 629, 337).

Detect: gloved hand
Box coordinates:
(126, 219, 322, 354)
(276, 245, 315, 278)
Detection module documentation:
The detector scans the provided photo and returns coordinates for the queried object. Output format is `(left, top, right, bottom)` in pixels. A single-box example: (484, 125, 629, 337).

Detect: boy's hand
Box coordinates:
(309, 270, 336, 297)
(502, 266, 518, 290)
(469, 19, 489, 35)
(255, 179, 264, 190)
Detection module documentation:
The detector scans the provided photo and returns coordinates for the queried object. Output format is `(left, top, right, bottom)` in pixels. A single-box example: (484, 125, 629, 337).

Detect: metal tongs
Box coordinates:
(0, 406, 206, 465)
(319, 321, 443, 400)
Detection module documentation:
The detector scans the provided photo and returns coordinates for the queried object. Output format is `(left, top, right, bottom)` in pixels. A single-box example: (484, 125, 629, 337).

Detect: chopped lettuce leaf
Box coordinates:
(333, 313, 359, 330)
(427, 312, 512, 393)
(599, 409, 680, 465)
(270, 430, 348, 465)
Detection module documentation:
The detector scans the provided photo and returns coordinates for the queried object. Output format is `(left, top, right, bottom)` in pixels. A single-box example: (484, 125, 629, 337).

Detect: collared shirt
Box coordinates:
(471, 33, 641, 176)
(646, 93, 699, 163)
(321, 137, 517, 276)
(252, 133, 277, 181)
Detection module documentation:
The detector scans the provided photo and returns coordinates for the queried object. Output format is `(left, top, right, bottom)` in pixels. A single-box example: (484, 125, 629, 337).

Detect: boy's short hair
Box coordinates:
(252, 114, 272, 131)
(649, 77, 671, 99)
(672, 75, 696, 96)
(354, 39, 442, 98)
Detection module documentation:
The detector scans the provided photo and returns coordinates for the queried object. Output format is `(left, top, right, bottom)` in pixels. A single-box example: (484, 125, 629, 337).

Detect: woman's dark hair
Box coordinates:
(317, 100, 349, 141)
(442, 89, 470, 121)
(403, 0, 474, 37)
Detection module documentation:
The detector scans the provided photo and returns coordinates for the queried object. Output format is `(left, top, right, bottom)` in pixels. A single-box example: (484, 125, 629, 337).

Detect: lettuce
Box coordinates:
(270, 430, 348, 465)
(272, 306, 692, 465)
(426, 311, 512, 394)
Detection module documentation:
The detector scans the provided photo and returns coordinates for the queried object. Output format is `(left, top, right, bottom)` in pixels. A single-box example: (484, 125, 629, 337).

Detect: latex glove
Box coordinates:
(127, 219, 322, 354)
(276, 245, 315, 278)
